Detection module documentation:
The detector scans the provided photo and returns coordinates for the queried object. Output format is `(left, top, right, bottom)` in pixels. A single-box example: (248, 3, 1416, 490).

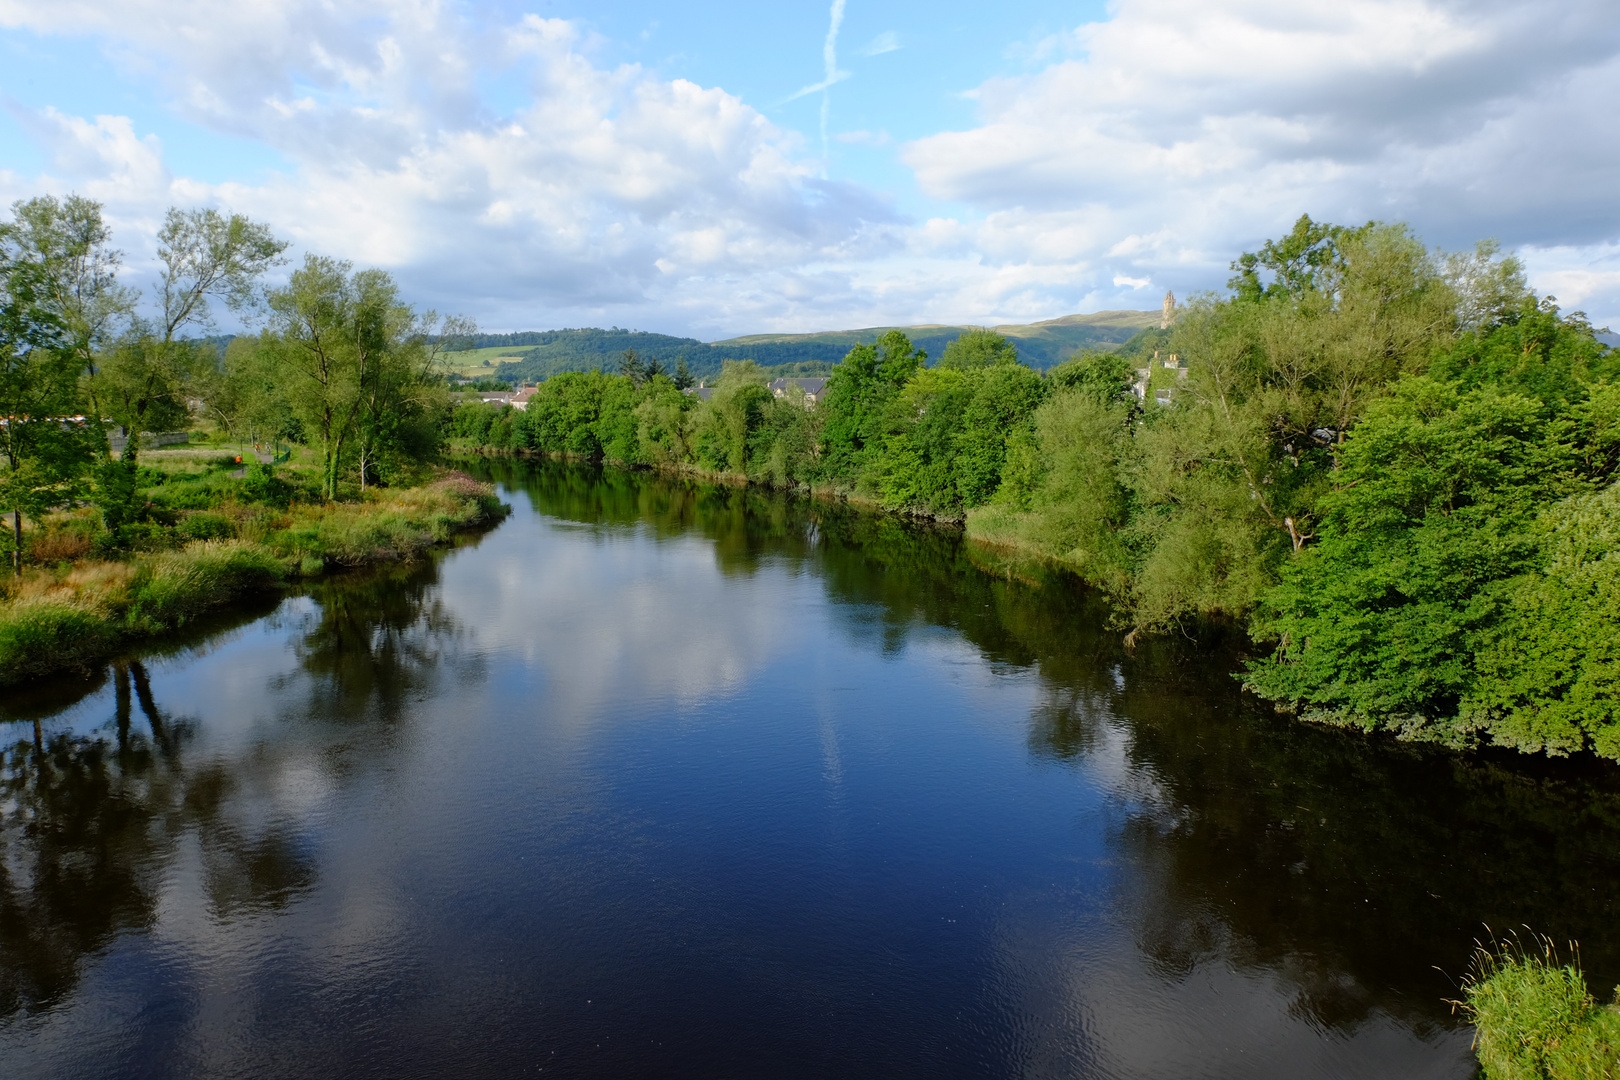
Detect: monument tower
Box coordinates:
(1161, 289, 1176, 329)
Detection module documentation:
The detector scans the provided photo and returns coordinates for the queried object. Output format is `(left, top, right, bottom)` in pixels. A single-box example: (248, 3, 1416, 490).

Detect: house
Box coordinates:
(767, 377, 829, 407)
(511, 386, 538, 411)
(478, 391, 514, 406)
(1133, 350, 1187, 404)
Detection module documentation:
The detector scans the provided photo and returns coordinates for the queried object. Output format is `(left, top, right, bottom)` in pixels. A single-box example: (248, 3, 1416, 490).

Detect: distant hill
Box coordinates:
(486, 311, 1162, 383)
(712, 310, 1162, 370)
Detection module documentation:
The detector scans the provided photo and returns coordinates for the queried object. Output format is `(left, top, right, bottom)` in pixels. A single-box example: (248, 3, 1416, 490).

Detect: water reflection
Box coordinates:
(490, 460, 1620, 1035)
(0, 459, 1615, 1079)
(0, 559, 470, 1020)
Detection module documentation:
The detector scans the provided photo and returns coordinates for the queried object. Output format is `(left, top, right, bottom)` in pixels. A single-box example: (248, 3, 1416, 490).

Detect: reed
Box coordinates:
(1460, 932, 1620, 1079)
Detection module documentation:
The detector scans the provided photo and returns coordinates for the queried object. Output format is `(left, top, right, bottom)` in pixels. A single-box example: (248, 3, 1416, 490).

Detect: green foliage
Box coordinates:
(692, 361, 773, 474)
(0, 230, 99, 567)
(971, 388, 1134, 591)
(936, 328, 1018, 369)
(1461, 936, 1620, 1080)
(1432, 297, 1619, 410)
(1048, 349, 1138, 404)
(877, 360, 1047, 517)
(1245, 378, 1583, 738)
(817, 330, 925, 486)
(0, 596, 111, 682)
(1245, 292, 1620, 756)
(1227, 212, 1373, 302)
(1465, 482, 1620, 759)
(261, 254, 449, 498)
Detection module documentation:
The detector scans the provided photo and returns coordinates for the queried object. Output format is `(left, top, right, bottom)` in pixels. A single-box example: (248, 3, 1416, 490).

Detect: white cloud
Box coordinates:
(0, 1, 899, 335)
(1113, 274, 1150, 289)
(903, 0, 1620, 324)
(834, 129, 892, 147)
(859, 31, 900, 57)
(3, 0, 1619, 333)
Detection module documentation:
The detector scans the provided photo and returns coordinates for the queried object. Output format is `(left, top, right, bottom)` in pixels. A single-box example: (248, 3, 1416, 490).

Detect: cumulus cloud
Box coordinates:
(2, 0, 1618, 332)
(0, 0, 900, 334)
(904, 0, 1620, 322)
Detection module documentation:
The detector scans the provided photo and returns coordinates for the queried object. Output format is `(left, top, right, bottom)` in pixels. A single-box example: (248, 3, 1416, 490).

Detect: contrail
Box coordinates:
(781, 0, 848, 175)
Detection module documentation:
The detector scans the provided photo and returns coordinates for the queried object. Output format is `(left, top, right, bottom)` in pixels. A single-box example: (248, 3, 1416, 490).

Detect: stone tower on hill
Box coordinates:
(1161, 289, 1177, 329)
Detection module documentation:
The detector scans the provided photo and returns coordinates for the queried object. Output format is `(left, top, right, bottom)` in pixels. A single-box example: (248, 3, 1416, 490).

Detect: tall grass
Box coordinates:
(0, 472, 505, 686)
(1460, 933, 1620, 1079)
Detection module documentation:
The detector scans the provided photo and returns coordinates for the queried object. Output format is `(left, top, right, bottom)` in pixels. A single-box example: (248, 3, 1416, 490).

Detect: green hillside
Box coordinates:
(485, 310, 1162, 383)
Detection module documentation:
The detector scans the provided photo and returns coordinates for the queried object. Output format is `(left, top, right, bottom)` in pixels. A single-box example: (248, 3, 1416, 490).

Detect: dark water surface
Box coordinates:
(4, 461, 1619, 1079)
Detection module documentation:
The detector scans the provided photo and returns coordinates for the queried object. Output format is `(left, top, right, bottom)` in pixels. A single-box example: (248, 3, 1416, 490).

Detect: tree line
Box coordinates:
(451, 215, 1620, 760)
(1, 194, 467, 569)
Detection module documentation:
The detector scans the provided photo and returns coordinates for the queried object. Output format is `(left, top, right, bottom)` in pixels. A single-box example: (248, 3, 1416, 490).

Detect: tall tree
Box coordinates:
(6, 195, 136, 379)
(154, 207, 287, 344)
(352, 312, 469, 490)
(818, 330, 924, 485)
(266, 256, 424, 499)
(0, 233, 93, 572)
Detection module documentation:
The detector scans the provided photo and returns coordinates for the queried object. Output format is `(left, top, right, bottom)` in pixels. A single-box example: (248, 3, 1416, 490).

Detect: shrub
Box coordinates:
(1461, 935, 1620, 1079)
(176, 512, 236, 542)
(0, 596, 112, 682)
(242, 462, 294, 507)
(26, 516, 100, 564)
(121, 541, 284, 634)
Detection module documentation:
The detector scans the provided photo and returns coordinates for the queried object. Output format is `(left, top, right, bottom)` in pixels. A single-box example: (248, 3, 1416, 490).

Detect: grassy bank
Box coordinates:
(1463, 936, 1620, 1079)
(0, 470, 507, 686)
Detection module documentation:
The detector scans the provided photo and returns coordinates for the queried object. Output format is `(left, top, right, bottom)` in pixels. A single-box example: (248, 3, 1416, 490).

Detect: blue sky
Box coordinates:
(3, 0, 1618, 339)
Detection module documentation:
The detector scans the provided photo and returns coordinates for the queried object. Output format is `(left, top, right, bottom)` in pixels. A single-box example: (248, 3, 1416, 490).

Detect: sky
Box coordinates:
(2, 0, 1618, 340)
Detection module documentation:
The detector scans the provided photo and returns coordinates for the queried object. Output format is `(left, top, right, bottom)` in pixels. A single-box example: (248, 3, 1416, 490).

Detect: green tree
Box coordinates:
(0, 239, 96, 572)
(353, 312, 468, 489)
(264, 256, 411, 500)
(153, 207, 288, 343)
(5, 194, 135, 381)
(1244, 376, 1595, 743)
(818, 330, 924, 487)
(672, 357, 695, 391)
(936, 328, 1018, 369)
(1465, 478, 1620, 759)
(693, 361, 772, 474)
(877, 361, 1047, 517)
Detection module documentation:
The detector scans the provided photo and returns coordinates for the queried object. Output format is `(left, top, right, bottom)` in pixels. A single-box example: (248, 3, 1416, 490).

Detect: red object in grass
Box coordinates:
(235, 456, 242, 463)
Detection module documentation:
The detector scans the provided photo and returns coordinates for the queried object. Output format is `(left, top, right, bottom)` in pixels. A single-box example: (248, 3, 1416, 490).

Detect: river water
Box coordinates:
(3, 460, 1618, 1079)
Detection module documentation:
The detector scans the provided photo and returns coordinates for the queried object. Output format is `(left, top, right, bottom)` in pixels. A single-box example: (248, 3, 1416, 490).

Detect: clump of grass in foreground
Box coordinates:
(0, 472, 506, 685)
(1460, 932, 1620, 1079)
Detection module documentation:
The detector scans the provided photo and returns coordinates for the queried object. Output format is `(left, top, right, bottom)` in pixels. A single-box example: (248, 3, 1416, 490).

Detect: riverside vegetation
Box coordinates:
(1, 195, 504, 685)
(447, 216, 1620, 766)
(1462, 936, 1620, 1080)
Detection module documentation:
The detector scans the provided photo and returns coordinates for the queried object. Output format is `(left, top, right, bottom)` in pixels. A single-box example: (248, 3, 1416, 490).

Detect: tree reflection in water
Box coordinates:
(477, 457, 1620, 1039)
(0, 553, 474, 1020)
(279, 559, 484, 731)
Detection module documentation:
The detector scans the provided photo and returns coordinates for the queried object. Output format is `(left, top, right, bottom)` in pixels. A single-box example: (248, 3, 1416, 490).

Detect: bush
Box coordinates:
(121, 541, 285, 634)
(26, 516, 100, 564)
(0, 596, 112, 682)
(1462, 935, 1620, 1079)
(242, 462, 294, 507)
(176, 511, 237, 542)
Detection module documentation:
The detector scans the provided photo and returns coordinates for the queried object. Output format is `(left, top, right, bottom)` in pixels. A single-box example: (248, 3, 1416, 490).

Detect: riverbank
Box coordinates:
(0, 470, 507, 686)
(1464, 937, 1620, 1079)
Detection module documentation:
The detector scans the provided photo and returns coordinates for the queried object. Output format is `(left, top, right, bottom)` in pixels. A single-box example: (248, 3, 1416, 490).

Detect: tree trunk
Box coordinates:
(10, 508, 19, 576)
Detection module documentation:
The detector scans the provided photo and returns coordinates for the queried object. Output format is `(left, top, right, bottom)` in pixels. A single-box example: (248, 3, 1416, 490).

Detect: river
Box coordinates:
(3, 459, 1618, 1079)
